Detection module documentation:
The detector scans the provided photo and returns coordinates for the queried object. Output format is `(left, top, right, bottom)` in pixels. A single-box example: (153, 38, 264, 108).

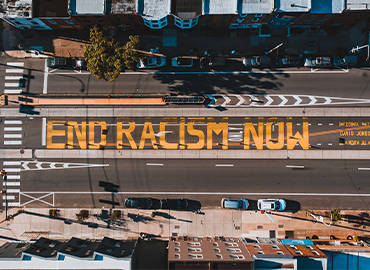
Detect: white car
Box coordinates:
(221, 198, 249, 210)
(304, 57, 331, 67)
(257, 199, 286, 211)
(172, 57, 193, 67)
(136, 57, 166, 69)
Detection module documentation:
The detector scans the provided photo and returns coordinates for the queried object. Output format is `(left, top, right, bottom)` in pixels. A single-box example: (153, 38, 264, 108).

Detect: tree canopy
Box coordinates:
(84, 25, 141, 82)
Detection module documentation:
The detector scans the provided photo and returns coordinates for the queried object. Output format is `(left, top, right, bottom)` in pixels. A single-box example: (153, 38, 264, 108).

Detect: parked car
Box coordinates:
(221, 198, 249, 210)
(277, 55, 302, 66)
(136, 57, 166, 69)
(172, 57, 193, 67)
(200, 57, 226, 69)
(257, 199, 286, 211)
(333, 55, 357, 67)
(242, 56, 271, 67)
(124, 197, 153, 209)
(304, 56, 331, 67)
(46, 57, 71, 68)
(73, 58, 87, 69)
(160, 198, 188, 210)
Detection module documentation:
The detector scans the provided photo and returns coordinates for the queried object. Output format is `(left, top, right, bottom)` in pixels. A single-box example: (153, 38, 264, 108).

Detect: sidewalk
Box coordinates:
(0, 207, 368, 244)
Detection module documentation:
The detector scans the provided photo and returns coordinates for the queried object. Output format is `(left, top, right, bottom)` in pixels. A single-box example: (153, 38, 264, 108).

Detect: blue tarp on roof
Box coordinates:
(281, 239, 314, 245)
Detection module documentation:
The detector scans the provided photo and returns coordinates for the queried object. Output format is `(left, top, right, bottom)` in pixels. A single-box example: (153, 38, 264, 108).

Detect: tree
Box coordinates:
(84, 26, 141, 82)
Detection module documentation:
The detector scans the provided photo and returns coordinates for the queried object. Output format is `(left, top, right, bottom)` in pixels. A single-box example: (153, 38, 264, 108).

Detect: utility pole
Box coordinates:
(1, 170, 7, 220)
(265, 43, 283, 55)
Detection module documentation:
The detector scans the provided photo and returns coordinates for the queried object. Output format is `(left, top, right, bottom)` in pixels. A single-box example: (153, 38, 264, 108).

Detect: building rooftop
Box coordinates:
(23, 238, 65, 258)
(245, 243, 293, 257)
(32, 0, 69, 17)
(172, 0, 202, 19)
(0, 0, 32, 18)
(111, 0, 136, 14)
(346, 0, 370, 10)
(237, 0, 274, 14)
(95, 237, 136, 258)
(69, 0, 105, 15)
(276, 0, 311, 12)
(59, 237, 100, 258)
(137, 0, 171, 20)
(311, 0, 344, 13)
(0, 242, 32, 259)
(203, 0, 238, 14)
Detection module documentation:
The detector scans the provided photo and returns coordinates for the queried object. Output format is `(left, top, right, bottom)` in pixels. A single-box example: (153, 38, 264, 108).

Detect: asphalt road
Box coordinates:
(1, 57, 370, 100)
(9, 158, 370, 210)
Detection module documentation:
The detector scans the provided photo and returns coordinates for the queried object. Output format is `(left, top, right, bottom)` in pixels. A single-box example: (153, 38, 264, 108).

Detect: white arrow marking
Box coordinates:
(36, 163, 43, 169)
(63, 163, 69, 168)
(152, 131, 173, 137)
(236, 95, 245, 106)
(309, 96, 317, 105)
(50, 163, 56, 169)
(264, 95, 273, 106)
(293, 95, 302, 106)
(221, 94, 231, 107)
(323, 97, 331, 104)
(22, 161, 30, 170)
(278, 95, 288, 106)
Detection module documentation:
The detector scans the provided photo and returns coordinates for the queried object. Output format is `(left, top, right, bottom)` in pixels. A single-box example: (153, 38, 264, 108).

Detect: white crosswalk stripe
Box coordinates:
(6, 69, 24, 73)
(2, 161, 21, 207)
(4, 62, 24, 95)
(3, 119, 23, 146)
(4, 89, 22, 94)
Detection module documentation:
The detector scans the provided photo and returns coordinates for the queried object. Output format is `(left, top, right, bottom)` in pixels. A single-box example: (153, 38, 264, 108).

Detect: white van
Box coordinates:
(221, 198, 249, 210)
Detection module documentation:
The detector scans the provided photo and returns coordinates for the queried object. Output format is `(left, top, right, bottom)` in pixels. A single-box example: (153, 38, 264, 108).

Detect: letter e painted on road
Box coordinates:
(117, 122, 137, 149)
(207, 122, 228, 149)
(88, 121, 107, 149)
(287, 122, 309, 150)
(67, 121, 87, 149)
(244, 123, 263, 149)
(47, 121, 66, 149)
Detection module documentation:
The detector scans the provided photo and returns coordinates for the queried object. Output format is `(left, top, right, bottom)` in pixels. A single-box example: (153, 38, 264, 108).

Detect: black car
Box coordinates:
(124, 197, 153, 209)
(277, 55, 302, 66)
(160, 198, 189, 210)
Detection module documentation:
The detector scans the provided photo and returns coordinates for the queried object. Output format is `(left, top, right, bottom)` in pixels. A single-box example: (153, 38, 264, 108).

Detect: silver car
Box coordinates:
(221, 198, 249, 210)
(257, 199, 286, 211)
(304, 57, 331, 67)
(243, 56, 271, 67)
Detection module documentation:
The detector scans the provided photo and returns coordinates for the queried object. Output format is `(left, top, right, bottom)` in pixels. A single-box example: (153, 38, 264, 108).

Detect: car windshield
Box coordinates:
(238, 201, 243, 208)
(146, 58, 156, 66)
(275, 201, 280, 210)
(178, 58, 191, 65)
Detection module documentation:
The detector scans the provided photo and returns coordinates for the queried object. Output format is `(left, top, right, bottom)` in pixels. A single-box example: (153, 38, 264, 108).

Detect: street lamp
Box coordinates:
(0, 170, 7, 220)
(349, 45, 369, 61)
(265, 43, 283, 55)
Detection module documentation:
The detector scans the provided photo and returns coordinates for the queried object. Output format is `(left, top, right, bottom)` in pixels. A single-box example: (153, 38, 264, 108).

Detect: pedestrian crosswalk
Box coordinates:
(2, 161, 21, 207)
(3, 120, 23, 146)
(4, 62, 24, 94)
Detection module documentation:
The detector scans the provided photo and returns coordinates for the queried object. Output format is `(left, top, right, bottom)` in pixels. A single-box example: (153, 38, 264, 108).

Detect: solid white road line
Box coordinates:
(6, 69, 24, 73)
(42, 117, 46, 146)
(4, 83, 21, 87)
(2, 168, 21, 173)
(4, 134, 22, 138)
(5, 76, 23, 80)
(215, 164, 234, 167)
(3, 161, 21, 166)
(3, 182, 20, 186)
(4, 120, 22, 125)
(7, 62, 24, 66)
(43, 60, 48, 94)
(146, 163, 163, 166)
(4, 127, 22, 131)
(7, 175, 20, 180)
(358, 168, 370, 170)
(4, 89, 22, 94)
(4, 141, 22, 145)
(286, 165, 305, 169)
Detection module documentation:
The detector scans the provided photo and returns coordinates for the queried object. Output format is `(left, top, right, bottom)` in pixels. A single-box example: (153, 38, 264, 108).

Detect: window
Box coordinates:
(175, 247, 180, 252)
(187, 242, 200, 246)
(225, 243, 238, 247)
(229, 254, 245, 259)
(272, 245, 279, 249)
(216, 254, 222, 259)
(214, 248, 220, 252)
(94, 254, 103, 260)
(188, 248, 201, 252)
(213, 242, 218, 247)
(277, 251, 284, 255)
(251, 18, 259, 22)
(312, 251, 320, 255)
(227, 248, 241, 253)
(306, 245, 313, 249)
(253, 245, 261, 249)
(257, 251, 264, 254)
(295, 250, 303, 255)
(290, 245, 297, 249)
(175, 254, 180, 259)
(175, 242, 180, 246)
(188, 254, 203, 259)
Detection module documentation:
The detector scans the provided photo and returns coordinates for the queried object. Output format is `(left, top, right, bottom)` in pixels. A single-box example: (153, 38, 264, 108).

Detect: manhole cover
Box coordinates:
(20, 149, 24, 154)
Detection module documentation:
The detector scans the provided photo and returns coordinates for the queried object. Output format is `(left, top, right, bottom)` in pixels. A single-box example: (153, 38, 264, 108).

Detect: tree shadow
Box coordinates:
(127, 213, 153, 223)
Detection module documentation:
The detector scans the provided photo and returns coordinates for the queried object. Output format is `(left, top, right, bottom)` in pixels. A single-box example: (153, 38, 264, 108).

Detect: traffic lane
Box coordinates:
(15, 116, 370, 150)
(18, 159, 370, 209)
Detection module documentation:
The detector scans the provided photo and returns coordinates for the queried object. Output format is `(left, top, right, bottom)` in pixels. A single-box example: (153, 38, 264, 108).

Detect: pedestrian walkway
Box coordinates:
(2, 161, 20, 207)
(0, 208, 367, 244)
(4, 62, 24, 95)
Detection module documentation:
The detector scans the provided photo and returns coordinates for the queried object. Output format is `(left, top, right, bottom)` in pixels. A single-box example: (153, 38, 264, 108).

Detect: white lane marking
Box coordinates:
(3, 161, 21, 166)
(4, 120, 22, 125)
(37, 191, 370, 197)
(4, 83, 21, 87)
(4, 134, 22, 138)
(43, 60, 49, 94)
(358, 168, 370, 170)
(286, 165, 305, 169)
(296, 123, 301, 126)
(5, 76, 23, 80)
(4, 141, 22, 145)
(4, 202, 20, 206)
(3, 182, 20, 186)
(318, 123, 322, 125)
(7, 175, 20, 180)
(146, 163, 163, 166)
(317, 143, 322, 146)
(42, 117, 46, 146)
(4, 89, 22, 94)
(329, 123, 333, 125)
(4, 127, 22, 131)
(6, 69, 23, 73)
(328, 143, 332, 146)
(3, 168, 21, 173)
(324, 97, 331, 104)
(215, 164, 234, 167)
(3, 195, 15, 200)
(7, 62, 24, 67)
